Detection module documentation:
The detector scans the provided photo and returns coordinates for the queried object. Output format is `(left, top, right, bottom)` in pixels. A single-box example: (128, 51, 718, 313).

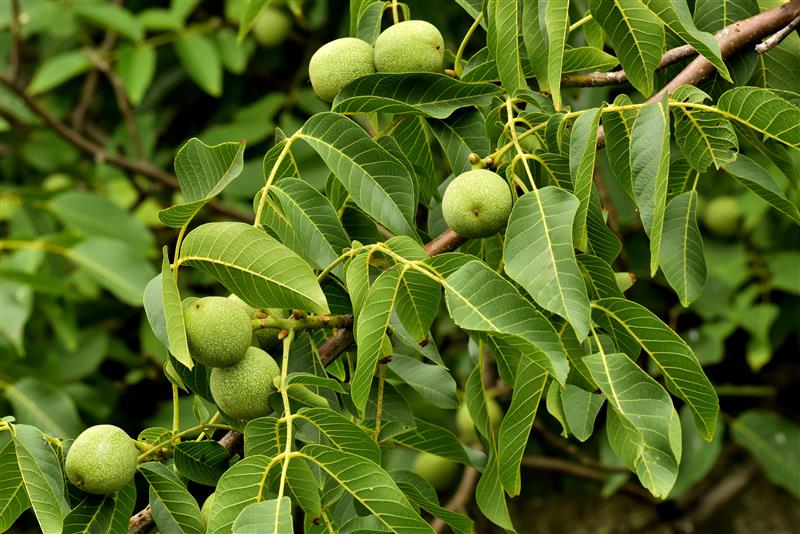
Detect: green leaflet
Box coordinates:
(161, 250, 192, 370)
(351, 267, 403, 414)
(299, 112, 417, 238)
(589, 0, 665, 96)
(569, 107, 602, 250)
(717, 86, 800, 149)
(503, 188, 591, 341)
(300, 444, 435, 534)
(660, 191, 707, 306)
(498, 359, 548, 495)
(159, 139, 245, 228)
(584, 352, 681, 498)
(444, 260, 570, 383)
(13, 425, 68, 534)
(670, 85, 738, 172)
(630, 99, 670, 277)
(487, 0, 526, 95)
(544, 0, 570, 109)
(332, 73, 501, 118)
(591, 298, 719, 440)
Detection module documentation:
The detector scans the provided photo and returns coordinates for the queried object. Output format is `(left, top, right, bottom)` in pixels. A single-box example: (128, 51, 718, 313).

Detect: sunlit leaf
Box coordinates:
(179, 222, 329, 313)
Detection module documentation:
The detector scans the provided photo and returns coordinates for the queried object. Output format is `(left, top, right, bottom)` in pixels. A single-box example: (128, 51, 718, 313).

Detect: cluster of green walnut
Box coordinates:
(310, 21, 513, 239)
(63, 296, 296, 495)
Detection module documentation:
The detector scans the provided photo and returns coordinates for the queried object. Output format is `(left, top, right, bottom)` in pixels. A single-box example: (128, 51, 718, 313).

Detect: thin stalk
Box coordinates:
(195, 412, 222, 442)
(275, 330, 296, 508)
(253, 136, 297, 226)
(171, 384, 181, 440)
(391, 0, 400, 24)
(172, 222, 189, 280)
(454, 12, 484, 77)
(569, 14, 593, 33)
(136, 423, 235, 461)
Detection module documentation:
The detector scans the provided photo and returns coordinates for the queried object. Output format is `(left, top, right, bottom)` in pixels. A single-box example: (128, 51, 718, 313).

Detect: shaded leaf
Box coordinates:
(660, 191, 707, 306)
(332, 73, 501, 118)
(299, 113, 417, 237)
(159, 139, 245, 228)
(731, 410, 800, 498)
(585, 352, 681, 498)
(630, 99, 670, 276)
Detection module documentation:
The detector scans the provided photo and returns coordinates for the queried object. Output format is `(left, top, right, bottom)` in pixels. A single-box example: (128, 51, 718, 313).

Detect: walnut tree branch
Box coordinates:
(596, 0, 800, 147)
(755, 14, 800, 53)
(561, 44, 696, 88)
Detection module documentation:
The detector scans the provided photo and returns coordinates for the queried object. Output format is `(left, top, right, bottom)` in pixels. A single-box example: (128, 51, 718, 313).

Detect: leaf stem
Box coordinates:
(454, 12, 484, 77)
(253, 136, 298, 227)
(195, 411, 221, 442)
(391, 0, 400, 24)
(568, 14, 593, 33)
(505, 97, 538, 192)
(171, 384, 181, 440)
(172, 222, 189, 280)
(316, 247, 361, 282)
(136, 423, 235, 462)
(275, 329, 295, 518)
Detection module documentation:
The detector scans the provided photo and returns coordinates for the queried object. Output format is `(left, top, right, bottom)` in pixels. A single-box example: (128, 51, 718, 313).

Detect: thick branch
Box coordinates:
(424, 228, 467, 256)
(252, 313, 354, 332)
(521, 456, 654, 500)
(596, 0, 800, 147)
(653, 0, 800, 100)
(561, 44, 696, 88)
(0, 75, 250, 222)
(755, 14, 800, 53)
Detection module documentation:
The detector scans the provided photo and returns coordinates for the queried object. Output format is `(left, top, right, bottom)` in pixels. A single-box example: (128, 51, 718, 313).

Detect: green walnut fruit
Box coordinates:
(456, 400, 502, 443)
(228, 294, 289, 351)
(200, 492, 215, 528)
(224, 0, 245, 22)
(309, 38, 375, 102)
(210, 346, 280, 420)
(374, 20, 444, 73)
(184, 296, 252, 367)
(412, 452, 459, 491)
(702, 196, 740, 237)
(441, 169, 513, 238)
(252, 7, 292, 48)
(65, 425, 138, 495)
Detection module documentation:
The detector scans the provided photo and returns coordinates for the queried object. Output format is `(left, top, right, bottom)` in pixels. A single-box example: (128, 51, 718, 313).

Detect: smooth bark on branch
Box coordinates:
(561, 44, 696, 87)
